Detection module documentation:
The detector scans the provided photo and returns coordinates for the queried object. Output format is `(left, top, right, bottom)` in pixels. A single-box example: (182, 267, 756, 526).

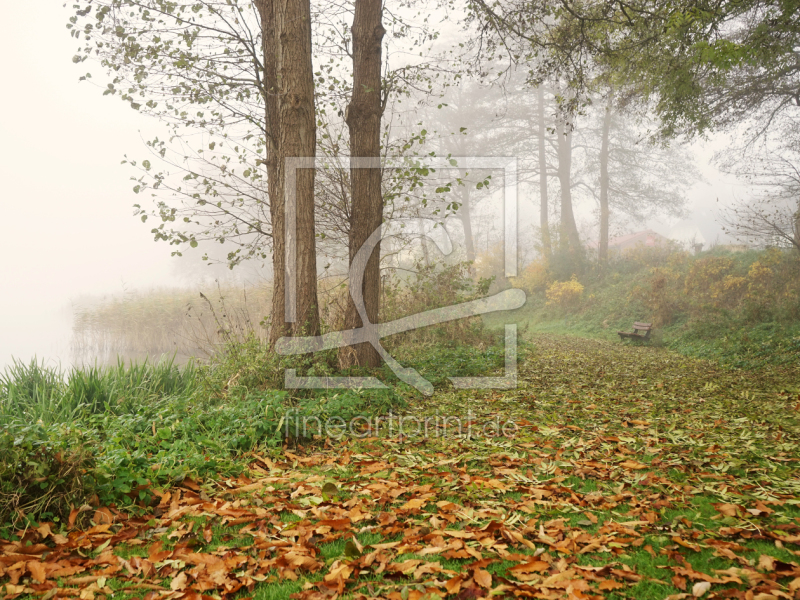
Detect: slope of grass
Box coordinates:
(496, 246, 800, 369)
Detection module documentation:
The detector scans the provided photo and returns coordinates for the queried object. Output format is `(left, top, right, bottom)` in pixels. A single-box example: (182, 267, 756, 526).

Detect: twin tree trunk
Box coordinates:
(537, 86, 551, 259)
(340, 0, 386, 368)
(599, 94, 613, 263)
(556, 121, 582, 255)
(257, 0, 320, 345)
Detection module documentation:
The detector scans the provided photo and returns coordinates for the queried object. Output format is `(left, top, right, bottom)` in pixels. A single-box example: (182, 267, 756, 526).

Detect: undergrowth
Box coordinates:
(0, 261, 509, 532)
(502, 245, 800, 369)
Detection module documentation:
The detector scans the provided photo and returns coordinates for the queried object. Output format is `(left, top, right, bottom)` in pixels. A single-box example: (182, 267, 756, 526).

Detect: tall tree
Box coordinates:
(598, 92, 612, 262)
(556, 120, 581, 254)
(276, 0, 321, 338)
(340, 0, 387, 367)
(537, 85, 552, 259)
(467, 0, 800, 144)
(71, 1, 324, 341)
(254, 0, 288, 344)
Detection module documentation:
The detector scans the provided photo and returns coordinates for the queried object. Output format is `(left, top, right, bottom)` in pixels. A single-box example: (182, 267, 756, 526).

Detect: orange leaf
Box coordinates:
(445, 576, 463, 594)
(619, 460, 648, 470)
(509, 561, 549, 574)
(599, 580, 625, 590)
(474, 568, 492, 589)
(170, 572, 188, 591)
(27, 561, 46, 583)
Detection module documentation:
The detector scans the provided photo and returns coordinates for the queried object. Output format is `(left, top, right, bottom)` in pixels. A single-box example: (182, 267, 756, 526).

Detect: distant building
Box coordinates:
(587, 230, 673, 253)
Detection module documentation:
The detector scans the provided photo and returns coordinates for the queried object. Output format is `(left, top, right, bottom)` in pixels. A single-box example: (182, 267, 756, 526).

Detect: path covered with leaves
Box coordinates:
(2, 335, 800, 600)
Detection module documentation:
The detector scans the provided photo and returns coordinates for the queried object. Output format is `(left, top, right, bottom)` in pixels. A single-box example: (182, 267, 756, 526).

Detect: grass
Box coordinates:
(497, 246, 800, 370)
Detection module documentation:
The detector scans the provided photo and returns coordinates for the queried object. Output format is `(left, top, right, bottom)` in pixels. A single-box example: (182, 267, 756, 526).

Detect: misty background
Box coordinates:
(0, 2, 749, 372)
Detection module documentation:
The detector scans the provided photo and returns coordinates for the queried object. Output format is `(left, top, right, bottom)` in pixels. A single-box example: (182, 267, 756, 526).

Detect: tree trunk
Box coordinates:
(599, 94, 612, 263)
(460, 184, 476, 263)
(537, 86, 551, 259)
(793, 203, 800, 254)
(340, 0, 386, 368)
(556, 120, 581, 254)
(255, 0, 289, 346)
(275, 0, 320, 338)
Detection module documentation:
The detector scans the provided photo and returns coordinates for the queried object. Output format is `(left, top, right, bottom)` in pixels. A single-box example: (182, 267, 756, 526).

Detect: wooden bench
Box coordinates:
(618, 322, 653, 340)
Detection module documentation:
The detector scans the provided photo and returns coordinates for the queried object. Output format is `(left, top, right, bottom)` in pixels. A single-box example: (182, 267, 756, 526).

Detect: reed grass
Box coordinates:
(70, 283, 272, 363)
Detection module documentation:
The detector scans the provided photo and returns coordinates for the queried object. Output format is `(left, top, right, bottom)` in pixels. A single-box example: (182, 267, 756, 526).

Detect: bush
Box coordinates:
(546, 276, 584, 311)
(0, 422, 96, 530)
(382, 260, 497, 351)
(511, 257, 550, 293)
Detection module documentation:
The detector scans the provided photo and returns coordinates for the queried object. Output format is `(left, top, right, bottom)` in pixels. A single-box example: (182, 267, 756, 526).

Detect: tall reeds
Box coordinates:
(70, 283, 272, 363)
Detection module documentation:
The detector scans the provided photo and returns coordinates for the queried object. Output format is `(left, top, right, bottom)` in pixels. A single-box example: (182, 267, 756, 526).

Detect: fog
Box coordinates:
(0, 2, 750, 373)
(0, 2, 183, 370)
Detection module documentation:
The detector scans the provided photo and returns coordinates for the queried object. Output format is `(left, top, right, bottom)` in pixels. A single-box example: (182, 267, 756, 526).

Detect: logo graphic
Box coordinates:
(275, 157, 525, 395)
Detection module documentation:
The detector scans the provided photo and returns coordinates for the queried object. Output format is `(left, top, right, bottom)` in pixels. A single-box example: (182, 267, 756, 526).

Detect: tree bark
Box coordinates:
(599, 93, 613, 263)
(537, 86, 551, 259)
(793, 203, 800, 254)
(556, 120, 581, 254)
(275, 0, 320, 338)
(254, 0, 289, 346)
(340, 0, 386, 368)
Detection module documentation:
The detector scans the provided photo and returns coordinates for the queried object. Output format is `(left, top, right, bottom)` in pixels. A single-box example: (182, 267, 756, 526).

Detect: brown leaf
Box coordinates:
(26, 561, 47, 583)
(445, 575, 463, 594)
(473, 568, 492, 589)
(170, 572, 188, 591)
(672, 574, 687, 591)
(619, 460, 648, 470)
(93, 508, 114, 525)
(598, 580, 625, 590)
(400, 498, 426, 510)
(508, 561, 549, 574)
(712, 503, 741, 517)
(758, 554, 776, 572)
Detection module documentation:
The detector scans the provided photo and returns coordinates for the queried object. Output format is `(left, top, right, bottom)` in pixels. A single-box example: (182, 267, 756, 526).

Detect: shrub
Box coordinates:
(0, 422, 96, 530)
(511, 257, 550, 293)
(546, 276, 584, 311)
(382, 260, 497, 350)
(629, 266, 686, 326)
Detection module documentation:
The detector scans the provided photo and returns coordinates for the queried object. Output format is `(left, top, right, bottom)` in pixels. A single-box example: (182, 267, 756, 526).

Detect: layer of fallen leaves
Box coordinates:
(2, 334, 800, 600)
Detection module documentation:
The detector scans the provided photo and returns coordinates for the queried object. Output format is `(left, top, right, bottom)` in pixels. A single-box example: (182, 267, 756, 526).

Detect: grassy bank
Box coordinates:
(1, 264, 513, 532)
(493, 245, 800, 370)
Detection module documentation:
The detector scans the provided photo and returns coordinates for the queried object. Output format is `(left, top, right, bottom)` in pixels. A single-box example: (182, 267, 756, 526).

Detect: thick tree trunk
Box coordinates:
(340, 0, 386, 368)
(537, 86, 551, 259)
(275, 0, 320, 338)
(460, 184, 476, 263)
(255, 0, 289, 346)
(599, 94, 612, 263)
(556, 121, 581, 254)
